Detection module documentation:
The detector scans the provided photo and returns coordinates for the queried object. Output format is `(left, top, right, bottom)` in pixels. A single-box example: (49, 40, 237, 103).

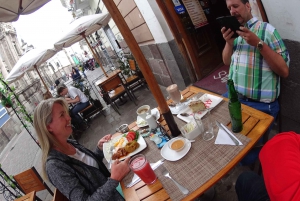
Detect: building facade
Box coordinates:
(0, 23, 46, 152)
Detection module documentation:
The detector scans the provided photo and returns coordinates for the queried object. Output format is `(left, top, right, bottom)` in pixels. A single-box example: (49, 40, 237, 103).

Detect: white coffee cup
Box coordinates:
(136, 105, 150, 120)
(146, 114, 157, 129)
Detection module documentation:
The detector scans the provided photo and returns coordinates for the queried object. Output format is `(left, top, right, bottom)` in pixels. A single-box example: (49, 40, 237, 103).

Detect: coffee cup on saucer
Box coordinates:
(136, 105, 150, 120)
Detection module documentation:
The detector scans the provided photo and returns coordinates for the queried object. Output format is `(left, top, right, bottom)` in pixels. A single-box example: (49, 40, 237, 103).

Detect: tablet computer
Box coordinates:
(216, 16, 241, 38)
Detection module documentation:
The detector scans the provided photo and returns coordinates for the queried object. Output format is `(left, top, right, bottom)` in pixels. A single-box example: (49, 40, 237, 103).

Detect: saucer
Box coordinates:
(160, 137, 191, 161)
(136, 108, 160, 128)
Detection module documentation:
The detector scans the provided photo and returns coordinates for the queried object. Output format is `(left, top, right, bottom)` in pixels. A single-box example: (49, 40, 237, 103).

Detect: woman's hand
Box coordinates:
(110, 158, 131, 181)
(97, 134, 112, 150)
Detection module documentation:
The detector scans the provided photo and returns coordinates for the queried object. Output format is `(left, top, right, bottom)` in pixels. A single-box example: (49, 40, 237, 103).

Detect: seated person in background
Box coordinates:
(57, 83, 89, 130)
(235, 131, 300, 201)
(33, 98, 130, 200)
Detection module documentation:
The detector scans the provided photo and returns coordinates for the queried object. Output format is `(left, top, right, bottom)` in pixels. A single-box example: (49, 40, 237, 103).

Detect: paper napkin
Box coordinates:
(215, 128, 243, 145)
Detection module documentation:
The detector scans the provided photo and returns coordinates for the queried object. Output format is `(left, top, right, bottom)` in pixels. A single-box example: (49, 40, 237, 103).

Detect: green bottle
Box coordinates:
(227, 79, 243, 133)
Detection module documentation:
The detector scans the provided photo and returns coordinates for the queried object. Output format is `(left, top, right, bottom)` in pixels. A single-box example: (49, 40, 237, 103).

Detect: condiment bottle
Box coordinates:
(227, 79, 243, 133)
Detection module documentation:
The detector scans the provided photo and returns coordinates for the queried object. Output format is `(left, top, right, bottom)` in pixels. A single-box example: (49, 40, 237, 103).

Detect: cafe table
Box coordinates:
(117, 86, 274, 201)
(94, 69, 121, 88)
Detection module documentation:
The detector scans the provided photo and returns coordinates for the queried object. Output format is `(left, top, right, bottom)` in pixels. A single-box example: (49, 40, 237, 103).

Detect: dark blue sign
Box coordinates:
(174, 5, 186, 14)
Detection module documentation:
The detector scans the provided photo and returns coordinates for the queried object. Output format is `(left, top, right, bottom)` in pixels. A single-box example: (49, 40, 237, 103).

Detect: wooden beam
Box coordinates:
(256, 0, 269, 22)
(163, 0, 202, 80)
(155, 0, 196, 83)
(102, 0, 180, 137)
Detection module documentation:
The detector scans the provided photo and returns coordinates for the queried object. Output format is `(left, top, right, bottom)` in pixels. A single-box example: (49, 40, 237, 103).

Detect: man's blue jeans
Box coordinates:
(71, 101, 89, 124)
(222, 92, 279, 165)
(235, 171, 270, 201)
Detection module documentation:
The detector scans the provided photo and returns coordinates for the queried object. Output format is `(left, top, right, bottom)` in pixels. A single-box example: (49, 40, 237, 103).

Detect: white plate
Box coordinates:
(103, 134, 147, 162)
(136, 116, 148, 128)
(177, 94, 223, 123)
(169, 102, 189, 115)
(169, 94, 187, 114)
(136, 108, 160, 128)
(160, 137, 191, 161)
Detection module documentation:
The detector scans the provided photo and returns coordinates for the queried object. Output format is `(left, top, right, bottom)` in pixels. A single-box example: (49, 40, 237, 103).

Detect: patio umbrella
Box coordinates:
(0, 0, 51, 22)
(54, 13, 111, 77)
(5, 47, 57, 94)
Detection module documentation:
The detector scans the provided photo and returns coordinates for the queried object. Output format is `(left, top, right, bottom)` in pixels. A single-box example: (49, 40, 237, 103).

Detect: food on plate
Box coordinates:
(188, 100, 206, 113)
(183, 121, 196, 133)
(124, 141, 140, 153)
(170, 139, 185, 152)
(137, 118, 147, 126)
(111, 131, 140, 160)
(112, 147, 128, 160)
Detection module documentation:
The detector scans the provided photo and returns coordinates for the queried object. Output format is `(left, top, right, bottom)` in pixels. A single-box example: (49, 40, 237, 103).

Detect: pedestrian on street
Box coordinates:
(71, 67, 84, 91)
(33, 98, 130, 200)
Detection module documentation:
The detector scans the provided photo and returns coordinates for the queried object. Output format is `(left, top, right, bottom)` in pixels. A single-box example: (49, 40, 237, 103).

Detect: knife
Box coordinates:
(126, 158, 165, 188)
(216, 121, 239, 146)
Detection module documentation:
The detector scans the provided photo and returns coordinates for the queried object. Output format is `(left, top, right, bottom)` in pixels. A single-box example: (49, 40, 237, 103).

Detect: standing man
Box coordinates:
(57, 84, 89, 130)
(222, 0, 290, 120)
(221, 0, 290, 165)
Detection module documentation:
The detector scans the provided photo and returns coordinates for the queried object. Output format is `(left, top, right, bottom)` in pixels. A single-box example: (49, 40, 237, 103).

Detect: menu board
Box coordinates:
(182, 0, 208, 28)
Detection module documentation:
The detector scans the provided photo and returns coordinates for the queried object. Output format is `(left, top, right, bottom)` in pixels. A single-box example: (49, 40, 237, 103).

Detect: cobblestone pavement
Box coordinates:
(0, 67, 278, 201)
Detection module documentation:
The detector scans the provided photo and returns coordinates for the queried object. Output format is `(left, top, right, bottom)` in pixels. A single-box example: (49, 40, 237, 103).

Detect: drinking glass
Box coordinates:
(166, 84, 181, 108)
(129, 154, 157, 184)
(201, 110, 214, 141)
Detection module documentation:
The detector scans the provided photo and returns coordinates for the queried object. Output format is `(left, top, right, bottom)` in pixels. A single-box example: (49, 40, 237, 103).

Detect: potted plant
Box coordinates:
(0, 88, 13, 108)
(1, 95, 13, 108)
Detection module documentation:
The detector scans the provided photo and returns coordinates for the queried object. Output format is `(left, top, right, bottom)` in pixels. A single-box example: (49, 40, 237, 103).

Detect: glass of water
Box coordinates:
(201, 110, 214, 141)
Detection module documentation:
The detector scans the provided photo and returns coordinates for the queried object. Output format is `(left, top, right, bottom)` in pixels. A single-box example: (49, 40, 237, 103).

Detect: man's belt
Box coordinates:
(237, 93, 261, 103)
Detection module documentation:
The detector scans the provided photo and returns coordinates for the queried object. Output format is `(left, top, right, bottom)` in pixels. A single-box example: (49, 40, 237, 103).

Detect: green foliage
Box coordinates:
(0, 73, 33, 127)
(118, 58, 131, 76)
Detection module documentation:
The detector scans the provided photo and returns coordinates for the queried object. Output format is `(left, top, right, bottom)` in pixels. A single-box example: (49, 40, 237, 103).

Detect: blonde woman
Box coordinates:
(33, 98, 130, 200)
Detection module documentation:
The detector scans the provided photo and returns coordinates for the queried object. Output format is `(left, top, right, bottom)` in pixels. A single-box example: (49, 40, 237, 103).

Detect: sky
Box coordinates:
(12, 0, 73, 49)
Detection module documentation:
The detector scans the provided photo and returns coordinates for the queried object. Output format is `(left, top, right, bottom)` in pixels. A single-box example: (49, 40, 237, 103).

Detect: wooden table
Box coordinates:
(120, 86, 274, 201)
(94, 69, 121, 88)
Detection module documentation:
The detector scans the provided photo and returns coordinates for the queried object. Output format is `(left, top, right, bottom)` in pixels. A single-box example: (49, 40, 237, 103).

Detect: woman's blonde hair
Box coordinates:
(33, 98, 69, 179)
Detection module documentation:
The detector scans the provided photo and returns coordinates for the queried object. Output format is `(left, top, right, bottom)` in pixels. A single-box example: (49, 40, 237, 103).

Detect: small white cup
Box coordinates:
(136, 105, 150, 120)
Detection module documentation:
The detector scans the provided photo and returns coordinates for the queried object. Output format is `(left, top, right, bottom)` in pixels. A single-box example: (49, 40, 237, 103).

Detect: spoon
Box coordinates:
(180, 113, 189, 117)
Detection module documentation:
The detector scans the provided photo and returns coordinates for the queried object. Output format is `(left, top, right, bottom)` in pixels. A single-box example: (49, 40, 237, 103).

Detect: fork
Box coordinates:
(108, 146, 114, 169)
(162, 167, 189, 194)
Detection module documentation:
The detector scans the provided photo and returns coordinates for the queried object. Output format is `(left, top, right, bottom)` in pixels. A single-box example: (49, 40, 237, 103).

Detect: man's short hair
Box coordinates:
(241, 0, 249, 4)
(227, 0, 249, 4)
(57, 83, 67, 96)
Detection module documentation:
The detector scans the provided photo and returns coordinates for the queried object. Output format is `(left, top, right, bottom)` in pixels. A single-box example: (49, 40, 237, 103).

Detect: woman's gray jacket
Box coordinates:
(46, 139, 124, 201)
